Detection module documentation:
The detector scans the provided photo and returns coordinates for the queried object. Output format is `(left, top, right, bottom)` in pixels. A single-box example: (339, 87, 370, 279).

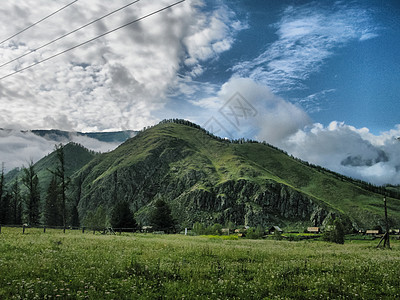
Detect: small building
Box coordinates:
(307, 227, 320, 234)
(221, 228, 230, 235)
(269, 226, 283, 235)
(142, 226, 153, 233)
(366, 230, 380, 236)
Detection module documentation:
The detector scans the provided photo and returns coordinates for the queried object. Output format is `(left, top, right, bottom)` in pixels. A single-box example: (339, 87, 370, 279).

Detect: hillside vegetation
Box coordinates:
(3, 120, 399, 230)
(71, 120, 400, 230)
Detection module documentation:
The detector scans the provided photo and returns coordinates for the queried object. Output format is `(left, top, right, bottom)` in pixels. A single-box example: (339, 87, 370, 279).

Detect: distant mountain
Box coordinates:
(31, 129, 137, 144)
(69, 120, 400, 230)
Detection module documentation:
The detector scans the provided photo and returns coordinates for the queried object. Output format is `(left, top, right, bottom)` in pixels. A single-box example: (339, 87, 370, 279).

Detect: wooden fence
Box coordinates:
(0, 224, 138, 235)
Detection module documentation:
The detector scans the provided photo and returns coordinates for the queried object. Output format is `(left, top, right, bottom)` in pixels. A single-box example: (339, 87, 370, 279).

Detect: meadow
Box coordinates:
(0, 228, 399, 299)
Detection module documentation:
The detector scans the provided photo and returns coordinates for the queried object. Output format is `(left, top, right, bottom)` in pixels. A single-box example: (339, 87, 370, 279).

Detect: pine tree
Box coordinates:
(70, 205, 80, 227)
(44, 175, 61, 226)
(0, 163, 5, 224)
(10, 178, 22, 225)
(69, 174, 83, 227)
(22, 161, 41, 225)
(51, 144, 69, 228)
(110, 201, 137, 231)
(149, 200, 175, 233)
(0, 192, 11, 225)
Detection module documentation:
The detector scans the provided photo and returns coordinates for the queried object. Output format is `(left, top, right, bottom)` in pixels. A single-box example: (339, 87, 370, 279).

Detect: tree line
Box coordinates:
(0, 144, 72, 227)
(0, 142, 176, 233)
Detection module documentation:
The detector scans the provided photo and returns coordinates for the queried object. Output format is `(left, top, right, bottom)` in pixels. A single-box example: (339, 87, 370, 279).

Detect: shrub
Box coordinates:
(323, 218, 345, 244)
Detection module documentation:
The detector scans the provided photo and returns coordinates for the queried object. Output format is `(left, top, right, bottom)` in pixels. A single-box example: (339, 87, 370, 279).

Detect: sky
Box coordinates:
(0, 0, 400, 185)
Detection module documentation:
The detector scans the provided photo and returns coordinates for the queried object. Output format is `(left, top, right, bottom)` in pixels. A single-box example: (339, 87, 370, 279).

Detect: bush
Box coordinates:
(323, 218, 345, 244)
(246, 225, 265, 239)
(110, 201, 137, 231)
(149, 200, 176, 233)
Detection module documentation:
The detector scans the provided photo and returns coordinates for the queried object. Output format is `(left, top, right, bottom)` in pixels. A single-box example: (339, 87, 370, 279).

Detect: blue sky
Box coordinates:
(167, 0, 400, 135)
(1, 0, 400, 184)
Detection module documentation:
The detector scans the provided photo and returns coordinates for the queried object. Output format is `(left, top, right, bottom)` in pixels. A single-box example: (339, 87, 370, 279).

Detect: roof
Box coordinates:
(307, 227, 320, 232)
(269, 226, 283, 232)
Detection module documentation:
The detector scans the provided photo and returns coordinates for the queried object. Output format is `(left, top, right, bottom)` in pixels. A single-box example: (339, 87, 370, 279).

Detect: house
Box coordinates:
(268, 226, 283, 235)
(221, 228, 230, 235)
(307, 227, 320, 234)
(366, 230, 380, 235)
(142, 226, 153, 233)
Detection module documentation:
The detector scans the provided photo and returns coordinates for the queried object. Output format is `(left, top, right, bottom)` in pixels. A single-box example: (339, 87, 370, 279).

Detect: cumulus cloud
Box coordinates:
(281, 122, 400, 185)
(191, 77, 311, 143)
(0, 0, 244, 132)
(191, 76, 400, 185)
(232, 2, 379, 92)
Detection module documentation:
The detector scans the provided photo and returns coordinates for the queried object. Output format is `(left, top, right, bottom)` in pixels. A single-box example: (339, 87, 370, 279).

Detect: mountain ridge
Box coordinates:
(3, 120, 399, 230)
(71, 120, 400, 230)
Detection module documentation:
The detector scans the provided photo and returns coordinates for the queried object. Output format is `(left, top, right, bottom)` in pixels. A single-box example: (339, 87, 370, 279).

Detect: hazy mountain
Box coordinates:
(0, 128, 136, 173)
(31, 129, 137, 144)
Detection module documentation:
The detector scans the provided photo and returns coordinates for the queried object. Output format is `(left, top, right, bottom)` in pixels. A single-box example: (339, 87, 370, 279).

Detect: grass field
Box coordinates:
(0, 228, 399, 299)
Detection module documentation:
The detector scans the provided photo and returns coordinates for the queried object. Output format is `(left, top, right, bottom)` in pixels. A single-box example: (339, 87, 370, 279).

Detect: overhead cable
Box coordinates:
(0, 0, 141, 69)
(0, 0, 185, 81)
(0, 0, 78, 46)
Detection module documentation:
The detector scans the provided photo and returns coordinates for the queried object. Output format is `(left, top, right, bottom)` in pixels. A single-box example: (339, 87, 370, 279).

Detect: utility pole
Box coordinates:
(377, 196, 390, 249)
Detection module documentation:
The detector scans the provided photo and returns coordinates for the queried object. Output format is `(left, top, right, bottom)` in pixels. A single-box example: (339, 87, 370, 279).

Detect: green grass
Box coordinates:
(1, 228, 399, 299)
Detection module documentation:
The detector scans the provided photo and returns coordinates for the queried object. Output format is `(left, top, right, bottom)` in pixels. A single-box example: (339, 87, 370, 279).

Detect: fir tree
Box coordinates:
(22, 161, 41, 225)
(110, 201, 137, 231)
(149, 200, 175, 233)
(44, 176, 61, 226)
(10, 178, 22, 225)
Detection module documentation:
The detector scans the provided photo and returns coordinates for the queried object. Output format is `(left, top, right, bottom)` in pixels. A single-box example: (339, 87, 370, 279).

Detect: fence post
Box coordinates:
(82, 227, 85, 234)
(63, 227, 66, 234)
(23, 225, 26, 234)
(43, 226, 46, 233)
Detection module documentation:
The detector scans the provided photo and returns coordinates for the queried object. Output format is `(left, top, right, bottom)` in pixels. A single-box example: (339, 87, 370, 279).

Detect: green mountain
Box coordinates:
(70, 120, 400, 230)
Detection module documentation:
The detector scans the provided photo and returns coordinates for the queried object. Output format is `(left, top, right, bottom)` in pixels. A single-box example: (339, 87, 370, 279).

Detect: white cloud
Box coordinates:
(281, 122, 400, 185)
(0, 130, 55, 172)
(191, 77, 400, 186)
(191, 77, 311, 142)
(232, 2, 378, 92)
(0, 0, 244, 132)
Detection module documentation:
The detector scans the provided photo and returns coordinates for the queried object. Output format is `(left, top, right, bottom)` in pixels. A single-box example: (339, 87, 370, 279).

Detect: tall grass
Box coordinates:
(0, 227, 399, 299)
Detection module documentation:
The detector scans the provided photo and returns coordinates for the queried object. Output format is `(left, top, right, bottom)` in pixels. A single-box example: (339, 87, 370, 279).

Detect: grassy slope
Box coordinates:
(0, 228, 399, 299)
(235, 143, 400, 226)
(76, 122, 400, 227)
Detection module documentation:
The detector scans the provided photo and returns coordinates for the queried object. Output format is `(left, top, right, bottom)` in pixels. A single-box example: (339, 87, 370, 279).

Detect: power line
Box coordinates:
(0, 0, 185, 81)
(0, 0, 78, 46)
(0, 0, 141, 69)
